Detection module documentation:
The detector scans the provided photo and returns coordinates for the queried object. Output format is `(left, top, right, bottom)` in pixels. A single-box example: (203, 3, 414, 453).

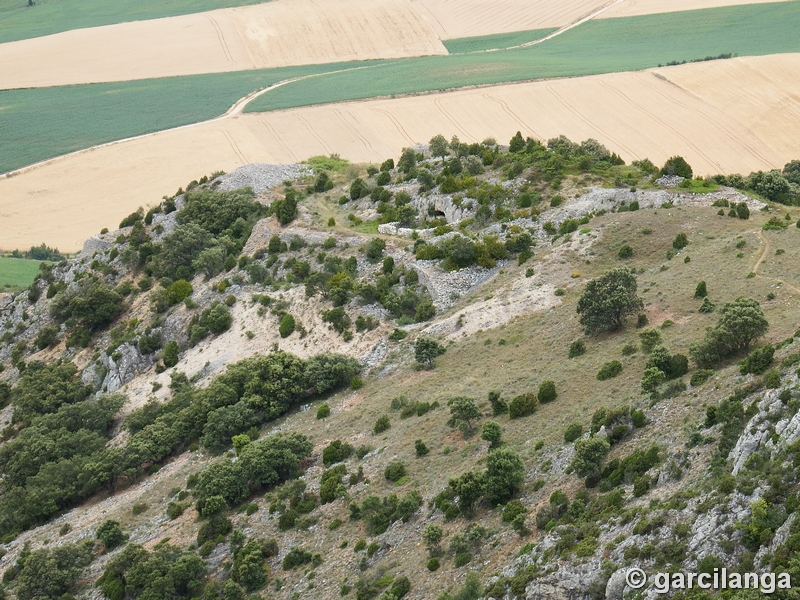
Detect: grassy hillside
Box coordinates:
(442, 28, 556, 54)
(0, 0, 271, 44)
(1, 136, 800, 599)
(247, 0, 800, 111)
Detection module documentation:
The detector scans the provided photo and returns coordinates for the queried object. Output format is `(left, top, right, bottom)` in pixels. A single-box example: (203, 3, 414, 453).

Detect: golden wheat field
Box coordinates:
(2, 53, 799, 252)
(0, 0, 446, 89)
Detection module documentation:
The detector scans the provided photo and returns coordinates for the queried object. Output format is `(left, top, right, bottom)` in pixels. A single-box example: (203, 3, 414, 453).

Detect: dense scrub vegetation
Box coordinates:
(0, 351, 357, 539)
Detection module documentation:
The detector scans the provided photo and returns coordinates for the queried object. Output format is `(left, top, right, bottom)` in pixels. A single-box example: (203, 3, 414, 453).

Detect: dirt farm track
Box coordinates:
(2, 53, 800, 253)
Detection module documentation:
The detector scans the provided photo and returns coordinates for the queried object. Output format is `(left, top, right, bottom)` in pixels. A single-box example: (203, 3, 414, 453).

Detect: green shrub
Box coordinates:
(661, 156, 693, 179)
(200, 301, 232, 335)
(641, 367, 665, 392)
(694, 281, 708, 298)
(96, 519, 128, 552)
(350, 178, 369, 200)
(639, 329, 662, 353)
(278, 313, 295, 338)
(166, 502, 187, 520)
(316, 404, 331, 419)
(445, 397, 482, 436)
(568, 339, 586, 358)
(323, 440, 354, 466)
(271, 189, 299, 225)
(502, 499, 528, 524)
(538, 380, 557, 403)
(305, 353, 361, 395)
(162, 340, 179, 368)
(51, 279, 123, 333)
(564, 423, 583, 443)
(699, 298, 716, 313)
(690, 369, 715, 386)
(384, 461, 407, 482)
(282, 547, 315, 570)
(481, 421, 503, 449)
(740, 344, 775, 375)
(365, 238, 386, 261)
(34, 325, 59, 350)
(672, 233, 689, 250)
(415, 439, 429, 457)
(388, 328, 408, 341)
(427, 557, 440, 571)
(764, 370, 781, 389)
(763, 216, 789, 231)
(373, 415, 390, 434)
(165, 279, 193, 305)
(597, 361, 623, 381)
(689, 297, 768, 368)
(618, 244, 633, 259)
(508, 393, 538, 419)
(488, 391, 508, 415)
(571, 437, 610, 479)
(320, 464, 347, 504)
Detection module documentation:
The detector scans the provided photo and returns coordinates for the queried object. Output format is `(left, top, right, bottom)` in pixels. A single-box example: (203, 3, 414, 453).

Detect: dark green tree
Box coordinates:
(414, 337, 445, 368)
(447, 397, 482, 435)
(97, 519, 128, 551)
(576, 267, 643, 335)
(509, 131, 525, 153)
(278, 313, 295, 338)
(736, 202, 750, 219)
(449, 471, 484, 512)
(304, 353, 360, 395)
(538, 380, 557, 403)
(398, 148, 417, 173)
(694, 280, 708, 298)
(429, 134, 449, 161)
(571, 436, 610, 480)
(508, 392, 538, 419)
(314, 172, 332, 193)
(672, 233, 689, 250)
(365, 238, 386, 261)
(349, 178, 369, 200)
(784, 160, 800, 185)
(415, 439, 429, 457)
(163, 340, 179, 367)
(483, 448, 525, 505)
(271, 188, 299, 225)
(481, 421, 503, 449)
(177, 187, 260, 235)
(660, 156, 693, 179)
(16, 542, 93, 600)
(268, 234, 283, 254)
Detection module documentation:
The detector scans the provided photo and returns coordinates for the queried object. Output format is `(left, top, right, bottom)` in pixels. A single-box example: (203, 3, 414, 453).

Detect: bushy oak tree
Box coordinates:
(577, 268, 643, 335)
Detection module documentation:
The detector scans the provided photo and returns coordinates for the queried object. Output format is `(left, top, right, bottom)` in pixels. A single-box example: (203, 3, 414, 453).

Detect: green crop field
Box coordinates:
(442, 28, 556, 54)
(0, 0, 271, 44)
(0, 256, 43, 292)
(0, 61, 376, 174)
(3, 1, 799, 174)
(246, 1, 800, 112)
